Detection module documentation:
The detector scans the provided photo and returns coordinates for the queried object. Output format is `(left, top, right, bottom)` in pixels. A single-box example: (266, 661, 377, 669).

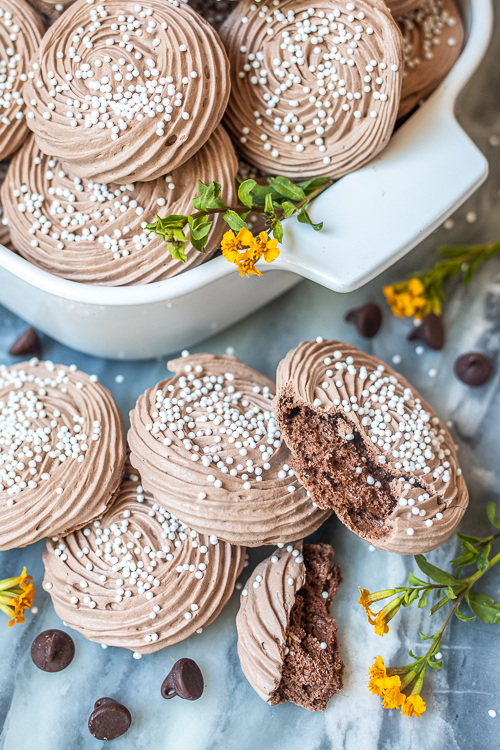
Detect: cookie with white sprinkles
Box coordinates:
(128, 354, 331, 547)
(1, 127, 237, 285)
(23, 0, 231, 183)
(397, 0, 464, 118)
(0, 360, 126, 551)
(275, 339, 469, 554)
(0, 0, 44, 162)
(42, 466, 245, 653)
(219, 0, 404, 179)
(237, 542, 344, 711)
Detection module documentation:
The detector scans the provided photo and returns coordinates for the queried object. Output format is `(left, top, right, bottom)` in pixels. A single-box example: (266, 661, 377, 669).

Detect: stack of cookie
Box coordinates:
(0, 0, 465, 285)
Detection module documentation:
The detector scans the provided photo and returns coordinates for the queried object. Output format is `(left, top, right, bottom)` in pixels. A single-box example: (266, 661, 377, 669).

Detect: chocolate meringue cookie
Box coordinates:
(1, 127, 237, 285)
(23, 0, 230, 183)
(386, 0, 421, 20)
(0, 360, 126, 551)
(42, 466, 245, 653)
(398, 0, 464, 118)
(128, 354, 330, 547)
(219, 0, 403, 179)
(27, 0, 75, 22)
(237, 542, 343, 711)
(0, 0, 44, 162)
(275, 339, 468, 555)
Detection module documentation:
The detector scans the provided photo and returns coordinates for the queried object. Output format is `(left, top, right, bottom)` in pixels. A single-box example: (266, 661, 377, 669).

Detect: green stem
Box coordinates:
(188, 180, 333, 224)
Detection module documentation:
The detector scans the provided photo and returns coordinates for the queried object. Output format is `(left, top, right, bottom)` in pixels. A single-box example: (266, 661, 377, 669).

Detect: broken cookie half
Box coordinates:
(274, 339, 469, 555)
(236, 542, 344, 711)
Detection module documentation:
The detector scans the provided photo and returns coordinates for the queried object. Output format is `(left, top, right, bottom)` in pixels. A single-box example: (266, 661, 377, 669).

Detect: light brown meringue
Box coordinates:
(23, 0, 230, 183)
(219, 0, 403, 179)
(0, 0, 43, 161)
(1, 127, 237, 285)
(236, 543, 306, 703)
(386, 0, 421, 20)
(275, 339, 469, 554)
(398, 0, 464, 118)
(42, 467, 245, 653)
(0, 360, 126, 550)
(128, 354, 330, 547)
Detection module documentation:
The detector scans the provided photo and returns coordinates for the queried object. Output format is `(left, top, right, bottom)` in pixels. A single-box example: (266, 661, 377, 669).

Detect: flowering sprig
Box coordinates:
(360, 503, 500, 717)
(384, 240, 500, 320)
(0, 567, 34, 626)
(147, 175, 332, 272)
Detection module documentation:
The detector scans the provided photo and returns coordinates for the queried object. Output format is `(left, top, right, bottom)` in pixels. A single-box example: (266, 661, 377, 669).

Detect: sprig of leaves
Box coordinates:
(360, 503, 500, 704)
(147, 175, 332, 263)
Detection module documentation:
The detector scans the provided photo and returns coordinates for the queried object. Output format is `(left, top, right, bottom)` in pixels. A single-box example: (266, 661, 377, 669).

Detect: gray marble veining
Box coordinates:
(2, 4, 500, 747)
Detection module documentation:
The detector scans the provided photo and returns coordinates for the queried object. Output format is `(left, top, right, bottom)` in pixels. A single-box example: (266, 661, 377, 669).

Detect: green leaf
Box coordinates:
(476, 542, 491, 572)
(297, 176, 331, 193)
(238, 179, 257, 209)
(467, 592, 500, 623)
(281, 201, 298, 218)
(167, 227, 187, 262)
(415, 555, 459, 586)
(272, 219, 283, 244)
(419, 629, 438, 641)
(403, 588, 420, 607)
(187, 217, 213, 241)
(457, 533, 491, 544)
(428, 660, 443, 670)
(454, 603, 476, 622)
(418, 589, 429, 609)
(189, 233, 208, 253)
(430, 595, 452, 616)
(445, 585, 458, 600)
(268, 176, 306, 202)
(264, 192, 275, 215)
(249, 187, 282, 207)
(193, 180, 222, 211)
(223, 210, 248, 233)
(297, 205, 323, 231)
(487, 501, 500, 529)
(408, 572, 426, 587)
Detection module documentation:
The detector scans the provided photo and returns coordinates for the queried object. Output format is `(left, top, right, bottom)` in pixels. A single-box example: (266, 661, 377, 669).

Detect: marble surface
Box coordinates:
(2, 8, 500, 750)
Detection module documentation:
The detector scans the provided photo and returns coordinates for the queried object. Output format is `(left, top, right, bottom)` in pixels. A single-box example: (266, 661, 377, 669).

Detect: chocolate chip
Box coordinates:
(9, 327, 42, 359)
(161, 658, 204, 701)
(344, 303, 382, 338)
(88, 698, 132, 741)
(454, 353, 492, 386)
(407, 313, 444, 350)
(31, 629, 75, 672)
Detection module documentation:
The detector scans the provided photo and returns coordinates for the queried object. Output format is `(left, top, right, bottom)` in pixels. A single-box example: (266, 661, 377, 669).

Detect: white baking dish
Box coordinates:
(0, 0, 492, 360)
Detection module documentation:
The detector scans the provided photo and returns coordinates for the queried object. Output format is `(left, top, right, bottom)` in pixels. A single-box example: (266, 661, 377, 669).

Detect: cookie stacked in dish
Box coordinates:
(0, 0, 239, 283)
(0, 0, 466, 283)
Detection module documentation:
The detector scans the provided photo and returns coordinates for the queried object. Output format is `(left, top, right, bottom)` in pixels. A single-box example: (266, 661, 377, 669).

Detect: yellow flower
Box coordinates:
(222, 227, 280, 276)
(383, 277, 429, 319)
(380, 675, 406, 709)
(368, 656, 387, 697)
(221, 228, 244, 263)
(401, 694, 427, 718)
(0, 567, 34, 627)
(256, 231, 280, 263)
(358, 587, 377, 622)
(374, 611, 390, 637)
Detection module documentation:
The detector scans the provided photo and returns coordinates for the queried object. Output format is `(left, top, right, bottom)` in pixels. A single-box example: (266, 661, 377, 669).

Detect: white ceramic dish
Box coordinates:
(0, 0, 492, 360)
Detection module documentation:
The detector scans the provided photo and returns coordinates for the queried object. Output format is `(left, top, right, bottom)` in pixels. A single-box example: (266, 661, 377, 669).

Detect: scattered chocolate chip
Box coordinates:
(31, 629, 75, 672)
(161, 658, 204, 701)
(407, 313, 444, 350)
(88, 698, 132, 741)
(344, 303, 382, 338)
(9, 327, 42, 359)
(454, 352, 492, 386)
